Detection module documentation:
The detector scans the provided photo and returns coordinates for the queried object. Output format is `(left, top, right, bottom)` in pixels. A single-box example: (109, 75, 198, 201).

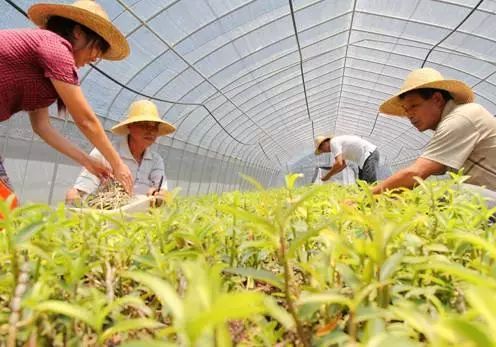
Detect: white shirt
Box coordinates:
(330, 135, 377, 169)
(73, 137, 167, 195)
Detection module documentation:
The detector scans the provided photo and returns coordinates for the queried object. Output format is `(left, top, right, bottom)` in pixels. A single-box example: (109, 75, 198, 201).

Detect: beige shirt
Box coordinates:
(74, 137, 166, 195)
(421, 100, 496, 191)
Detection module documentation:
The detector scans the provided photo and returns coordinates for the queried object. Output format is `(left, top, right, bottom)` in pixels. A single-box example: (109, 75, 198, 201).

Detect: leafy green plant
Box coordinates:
(0, 173, 495, 346)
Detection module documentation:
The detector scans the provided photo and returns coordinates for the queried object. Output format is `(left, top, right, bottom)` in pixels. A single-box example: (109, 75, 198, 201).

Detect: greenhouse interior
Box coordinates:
(1, 0, 496, 346)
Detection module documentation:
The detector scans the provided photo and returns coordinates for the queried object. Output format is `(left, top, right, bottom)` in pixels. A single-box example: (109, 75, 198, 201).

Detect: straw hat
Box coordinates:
(28, 0, 129, 60)
(314, 135, 332, 155)
(379, 68, 474, 117)
(111, 100, 176, 136)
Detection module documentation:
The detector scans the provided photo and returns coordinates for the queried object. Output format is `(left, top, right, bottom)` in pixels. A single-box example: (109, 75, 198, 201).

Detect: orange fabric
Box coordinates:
(0, 178, 18, 210)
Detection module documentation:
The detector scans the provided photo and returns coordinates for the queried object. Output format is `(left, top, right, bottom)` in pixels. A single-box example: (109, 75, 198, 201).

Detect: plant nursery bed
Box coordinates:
(1, 174, 495, 346)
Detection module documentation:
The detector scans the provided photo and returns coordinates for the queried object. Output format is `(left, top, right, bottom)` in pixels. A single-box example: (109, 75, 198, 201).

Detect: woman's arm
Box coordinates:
(28, 108, 111, 179)
(49, 79, 133, 193)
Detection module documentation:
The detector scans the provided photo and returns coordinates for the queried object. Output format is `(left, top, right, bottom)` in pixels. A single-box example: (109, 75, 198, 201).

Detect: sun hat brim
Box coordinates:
(111, 116, 176, 137)
(379, 80, 474, 117)
(28, 3, 129, 61)
(314, 137, 330, 155)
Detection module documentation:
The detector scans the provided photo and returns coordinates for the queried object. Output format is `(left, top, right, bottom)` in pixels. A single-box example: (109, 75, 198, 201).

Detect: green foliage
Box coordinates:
(0, 174, 495, 346)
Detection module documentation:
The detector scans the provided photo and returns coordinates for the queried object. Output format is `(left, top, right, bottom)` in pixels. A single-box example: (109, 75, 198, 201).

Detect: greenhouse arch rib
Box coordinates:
(188, 22, 494, 147)
(288, 0, 316, 141)
(113, 0, 290, 159)
(2, 0, 257, 150)
(2, 0, 496, 196)
(332, 0, 357, 134)
(3, 0, 296, 176)
(420, 0, 484, 67)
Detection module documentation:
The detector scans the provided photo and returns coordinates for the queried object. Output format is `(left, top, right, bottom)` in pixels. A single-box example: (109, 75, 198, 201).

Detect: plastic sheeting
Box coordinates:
(1, 0, 495, 202)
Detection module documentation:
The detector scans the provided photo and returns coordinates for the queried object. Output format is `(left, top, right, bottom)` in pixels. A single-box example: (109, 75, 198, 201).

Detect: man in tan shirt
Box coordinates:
(373, 67, 496, 195)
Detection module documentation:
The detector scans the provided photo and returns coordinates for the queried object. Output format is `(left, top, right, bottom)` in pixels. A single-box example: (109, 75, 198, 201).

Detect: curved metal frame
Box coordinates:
(4, 0, 496, 200)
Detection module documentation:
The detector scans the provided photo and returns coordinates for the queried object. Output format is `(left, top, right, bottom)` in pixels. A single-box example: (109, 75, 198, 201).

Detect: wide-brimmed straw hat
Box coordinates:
(314, 135, 332, 155)
(28, 0, 129, 60)
(379, 68, 474, 117)
(111, 100, 176, 136)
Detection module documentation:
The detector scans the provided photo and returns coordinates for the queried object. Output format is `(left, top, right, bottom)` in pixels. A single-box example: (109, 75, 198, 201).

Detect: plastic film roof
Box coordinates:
(3, 0, 496, 180)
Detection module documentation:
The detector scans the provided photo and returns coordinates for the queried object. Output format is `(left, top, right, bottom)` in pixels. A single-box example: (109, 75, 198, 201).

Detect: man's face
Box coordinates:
(400, 92, 444, 131)
(319, 139, 331, 153)
(128, 121, 159, 147)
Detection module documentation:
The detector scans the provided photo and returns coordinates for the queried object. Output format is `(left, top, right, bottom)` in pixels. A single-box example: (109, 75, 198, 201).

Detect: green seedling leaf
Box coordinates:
(192, 292, 266, 326)
(380, 251, 404, 281)
(215, 323, 233, 347)
(437, 318, 494, 347)
(403, 256, 430, 264)
(97, 295, 152, 329)
(367, 333, 421, 347)
(314, 330, 350, 347)
(285, 173, 304, 190)
(446, 232, 496, 260)
(283, 184, 330, 222)
(239, 174, 265, 191)
(404, 233, 424, 247)
(223, 267, 284, 290)
(298, 292, 352, 308)
(264, 296, 294, 329)
(218, 205, 274, 231)
(186, 292, 267, 342)
(336, 263, 361, 291)
(123, 272, 184, 322)
(424, 243, 450, 254)
(420, 261, 496, 288)
(13, 221, 44, 245)
(466, 286, 496, 332)
(355, 306, 387, 323)
(362, 318, 385, 343)
(288, 227, 324, 257)
(119, 340, 176, 347)
(17, 242, 50, 260)
(100, 318, 163, 342)
(34, 301, 95, 330)
(353, 281, 392, 309)
(390, 301, 433, 340)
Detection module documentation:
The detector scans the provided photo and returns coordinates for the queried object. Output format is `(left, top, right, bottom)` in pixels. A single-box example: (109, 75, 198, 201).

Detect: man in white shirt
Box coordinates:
(314, 134, 380, 183)
(66, 100, 175, 203)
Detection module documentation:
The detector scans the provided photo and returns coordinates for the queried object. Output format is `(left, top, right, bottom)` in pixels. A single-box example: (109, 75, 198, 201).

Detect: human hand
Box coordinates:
(112, 162, 133, 194)
(147, 188, 171, 207)
(65, 187, 84, 206)
(83, 156, 112, 180)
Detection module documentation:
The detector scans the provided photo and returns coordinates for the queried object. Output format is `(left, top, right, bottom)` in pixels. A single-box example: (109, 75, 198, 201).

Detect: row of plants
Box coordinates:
(0, 173, 495, 346)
